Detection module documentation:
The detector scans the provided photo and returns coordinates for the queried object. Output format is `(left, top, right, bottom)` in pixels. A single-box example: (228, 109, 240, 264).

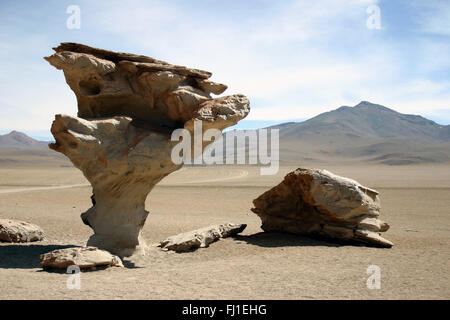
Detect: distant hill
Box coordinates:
(276, 101, 449, 143)
(0, 131, 48, 149)
(270, 101, 450, 165)
(222, 101, 450, 165)
(0, 131, 69, 167)
(2, 103, 450, 167)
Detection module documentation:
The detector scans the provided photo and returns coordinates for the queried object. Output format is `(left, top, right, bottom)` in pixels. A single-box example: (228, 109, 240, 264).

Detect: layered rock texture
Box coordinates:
(0, 219, 44, 242)
(251, 168, 393, 247)
(159, 223, 247, 252)
(40, 247, 123, 269)
(45, 43, 250, 256)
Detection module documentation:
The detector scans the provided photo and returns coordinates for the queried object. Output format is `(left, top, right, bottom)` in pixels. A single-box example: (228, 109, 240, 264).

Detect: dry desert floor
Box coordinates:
(0, 164, 449, 299)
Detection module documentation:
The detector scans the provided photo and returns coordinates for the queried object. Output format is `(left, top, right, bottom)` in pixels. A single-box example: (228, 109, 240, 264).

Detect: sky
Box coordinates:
(0, 0, 449, 139)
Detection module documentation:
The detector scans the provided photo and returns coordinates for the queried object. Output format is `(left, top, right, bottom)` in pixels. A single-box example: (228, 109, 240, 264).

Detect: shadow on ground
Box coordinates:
(121, 259, 143, 269)
(0, 243, 144, 270)
(233, 232, 361, 248)
(0, 244, 74, 269)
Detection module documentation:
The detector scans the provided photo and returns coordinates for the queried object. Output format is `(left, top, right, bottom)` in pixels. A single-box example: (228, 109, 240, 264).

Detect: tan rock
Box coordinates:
(40, 247, 123, 269)
(195, 79, 228, 95)
(159, 223, 247, 252)
(251, 168, 393, 247)
(0, 219, 44, 242)
(44, 42, 231, 127)
(45, 43, 250, 256)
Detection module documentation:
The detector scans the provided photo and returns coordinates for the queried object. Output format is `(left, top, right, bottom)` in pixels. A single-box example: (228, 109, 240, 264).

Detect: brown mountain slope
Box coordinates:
(276, 101, 448, 142)
(2, 103, 450, 166)
(272, 101, 450, 165)
(0, 131, 48, 149)
(0, 131, 68, 167)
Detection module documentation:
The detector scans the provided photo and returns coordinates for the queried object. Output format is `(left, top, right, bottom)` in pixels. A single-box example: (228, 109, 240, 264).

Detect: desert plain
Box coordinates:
(0, 162, 449, 299)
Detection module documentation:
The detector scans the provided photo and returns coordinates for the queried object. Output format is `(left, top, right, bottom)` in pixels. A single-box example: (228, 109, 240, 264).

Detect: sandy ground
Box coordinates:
(0, 164, 449, 299)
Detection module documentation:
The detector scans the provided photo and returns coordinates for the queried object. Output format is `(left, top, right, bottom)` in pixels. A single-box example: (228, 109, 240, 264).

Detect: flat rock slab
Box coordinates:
(40, 247, 124, 270)
(0, 219, 44, 242)
(159, 223, 247, 252)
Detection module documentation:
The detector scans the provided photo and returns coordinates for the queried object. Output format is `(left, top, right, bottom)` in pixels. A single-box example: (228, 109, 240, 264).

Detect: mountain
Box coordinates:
(2, 103, 450, 167)
(270, 101, 450, 165)
(0, 131, 69, 167)
(277, 101, 448, 143)
(0, 131, 48, 149)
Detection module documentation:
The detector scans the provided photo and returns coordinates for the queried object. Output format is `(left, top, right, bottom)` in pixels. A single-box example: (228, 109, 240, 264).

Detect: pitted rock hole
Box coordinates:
(79, 80, 101, 96)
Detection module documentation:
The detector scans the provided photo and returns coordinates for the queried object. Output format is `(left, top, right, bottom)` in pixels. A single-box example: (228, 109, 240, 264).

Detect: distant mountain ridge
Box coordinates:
(0, 131, 48, 149)
(0, 131, 68, 167)
(268, 101, 450, 165)
(275, 101, 449, 143)
(1, 102, 450, 166)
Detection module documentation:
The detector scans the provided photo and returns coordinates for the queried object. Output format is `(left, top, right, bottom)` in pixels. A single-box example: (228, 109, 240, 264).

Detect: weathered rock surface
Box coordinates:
(251, 168, 393, 247)
(159, 223, 247, 252)
(45, 42, 235, 128)
(40, 246, 123, 269)
(0, 219, 44, 242)
(45, 43, 250, 256)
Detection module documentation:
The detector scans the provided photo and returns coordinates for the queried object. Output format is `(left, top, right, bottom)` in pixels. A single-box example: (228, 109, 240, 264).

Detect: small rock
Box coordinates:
(40, 246, 124, 270)
(159, 223, 247, 252)
(0, 218, 44, 242)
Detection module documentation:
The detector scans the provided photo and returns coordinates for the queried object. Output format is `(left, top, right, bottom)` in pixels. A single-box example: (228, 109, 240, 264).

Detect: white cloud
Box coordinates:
(1, 0, 449, 133)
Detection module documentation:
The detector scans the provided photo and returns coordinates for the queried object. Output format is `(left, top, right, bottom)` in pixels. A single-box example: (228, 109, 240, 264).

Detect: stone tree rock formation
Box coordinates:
(45, 43, 250, 256)
(251, 168, 393, 247)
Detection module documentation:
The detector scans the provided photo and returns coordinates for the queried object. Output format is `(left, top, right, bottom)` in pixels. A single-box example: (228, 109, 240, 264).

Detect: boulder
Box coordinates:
(251, 168, 393, 247)
(45, 43, 250, 256)
(40, 246, 123, 269)
(0, 218, 44, 242)
(159, 223, 247, 252)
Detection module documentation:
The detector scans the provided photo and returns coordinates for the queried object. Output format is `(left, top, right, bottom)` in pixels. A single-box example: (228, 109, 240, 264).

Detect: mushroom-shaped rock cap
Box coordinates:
(44, 42, 241, 129)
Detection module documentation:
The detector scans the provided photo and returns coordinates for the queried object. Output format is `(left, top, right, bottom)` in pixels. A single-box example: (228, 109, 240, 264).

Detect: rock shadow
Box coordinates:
(233, 232, 365, 248)
(121, 259, 144, 269)
(0, 244, 75, 269)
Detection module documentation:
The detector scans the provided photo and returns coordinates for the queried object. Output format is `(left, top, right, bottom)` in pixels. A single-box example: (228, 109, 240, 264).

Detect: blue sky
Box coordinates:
(0, 0, 449, 139)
